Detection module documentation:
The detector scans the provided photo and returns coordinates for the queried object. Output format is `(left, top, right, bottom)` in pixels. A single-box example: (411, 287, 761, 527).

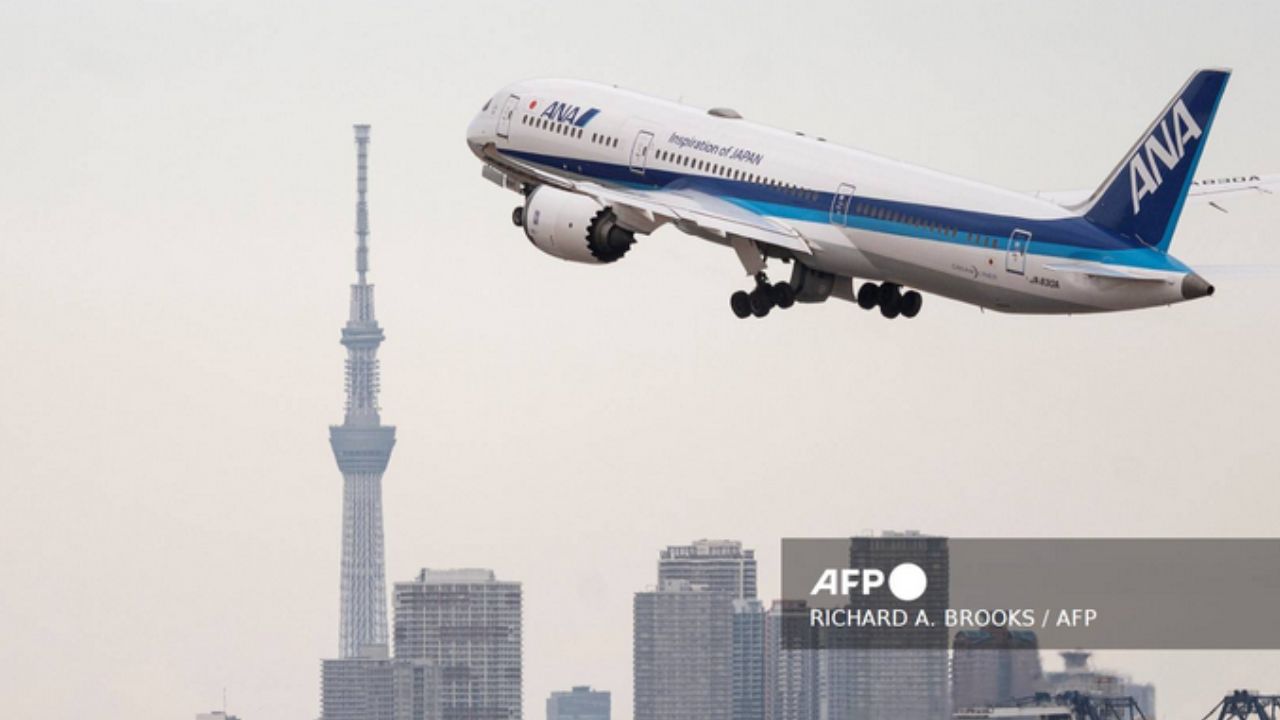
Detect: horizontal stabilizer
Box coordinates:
(1044, 262, 1169, 282)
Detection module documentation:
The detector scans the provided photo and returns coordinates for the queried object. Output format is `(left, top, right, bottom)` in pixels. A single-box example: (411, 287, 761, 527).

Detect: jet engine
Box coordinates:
(519, 186, 635, 264)
(788, 262, 836, 303)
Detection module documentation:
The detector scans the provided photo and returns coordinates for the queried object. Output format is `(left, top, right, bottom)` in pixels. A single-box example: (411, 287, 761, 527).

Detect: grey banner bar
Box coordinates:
(781, 538, 1280, 650)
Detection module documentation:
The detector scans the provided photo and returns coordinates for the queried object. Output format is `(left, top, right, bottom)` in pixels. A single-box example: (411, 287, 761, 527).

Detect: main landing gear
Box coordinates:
(730, 272, 795, 319)
(857, 282, 922, 319)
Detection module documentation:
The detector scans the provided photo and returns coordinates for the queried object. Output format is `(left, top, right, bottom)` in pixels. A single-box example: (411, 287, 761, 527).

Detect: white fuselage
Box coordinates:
(468, 79, 1204, 314)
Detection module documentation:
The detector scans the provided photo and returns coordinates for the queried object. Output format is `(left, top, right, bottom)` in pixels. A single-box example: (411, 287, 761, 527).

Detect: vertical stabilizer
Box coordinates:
(1078, 69, 1230, 252)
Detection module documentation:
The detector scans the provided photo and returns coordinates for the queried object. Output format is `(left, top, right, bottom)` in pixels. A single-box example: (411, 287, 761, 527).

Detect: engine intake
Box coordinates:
(523, 186, 635, 264)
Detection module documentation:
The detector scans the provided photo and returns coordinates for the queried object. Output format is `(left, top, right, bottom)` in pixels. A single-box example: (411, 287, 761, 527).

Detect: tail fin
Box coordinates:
(1078, 68, 1231, 253)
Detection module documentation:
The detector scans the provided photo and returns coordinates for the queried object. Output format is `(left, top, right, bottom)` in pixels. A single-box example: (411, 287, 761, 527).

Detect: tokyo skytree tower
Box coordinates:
(329, 124, 395, 658)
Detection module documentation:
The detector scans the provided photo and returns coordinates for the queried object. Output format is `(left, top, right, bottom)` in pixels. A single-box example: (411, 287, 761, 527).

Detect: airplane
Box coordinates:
(465, 69, 1276, 319)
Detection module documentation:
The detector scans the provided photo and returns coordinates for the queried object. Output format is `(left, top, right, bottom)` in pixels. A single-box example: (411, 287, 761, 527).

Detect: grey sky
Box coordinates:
(1, 1, 1278, 718)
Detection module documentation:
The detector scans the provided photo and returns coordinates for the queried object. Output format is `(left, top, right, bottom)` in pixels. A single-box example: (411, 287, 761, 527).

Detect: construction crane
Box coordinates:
(1203, 691, 1280, 720)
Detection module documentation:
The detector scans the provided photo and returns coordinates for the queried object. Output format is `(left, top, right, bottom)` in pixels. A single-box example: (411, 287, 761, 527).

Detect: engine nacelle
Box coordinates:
(522, 186, 635, 264)
(789, 262, 836, 303)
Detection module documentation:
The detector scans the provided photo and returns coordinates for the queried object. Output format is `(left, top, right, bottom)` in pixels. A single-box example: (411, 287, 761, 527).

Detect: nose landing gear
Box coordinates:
(857, 282, 922, 319)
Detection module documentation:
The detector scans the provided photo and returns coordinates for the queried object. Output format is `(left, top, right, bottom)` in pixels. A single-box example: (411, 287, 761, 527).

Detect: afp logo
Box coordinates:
(810, 563, 929, 602)
(540, 100, 600, 127)
(1128, 99, 1203, 214)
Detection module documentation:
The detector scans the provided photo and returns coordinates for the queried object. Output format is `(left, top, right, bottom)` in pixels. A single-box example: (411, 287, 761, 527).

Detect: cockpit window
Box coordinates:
(482, 98, 492, 112)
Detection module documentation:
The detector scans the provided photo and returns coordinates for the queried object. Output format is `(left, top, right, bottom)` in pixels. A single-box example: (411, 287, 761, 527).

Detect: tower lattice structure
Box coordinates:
(330, 124, 396, 659)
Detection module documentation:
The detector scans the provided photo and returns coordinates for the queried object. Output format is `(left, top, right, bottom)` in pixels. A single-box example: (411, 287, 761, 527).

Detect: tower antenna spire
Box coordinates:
(354, 124, 370, 285)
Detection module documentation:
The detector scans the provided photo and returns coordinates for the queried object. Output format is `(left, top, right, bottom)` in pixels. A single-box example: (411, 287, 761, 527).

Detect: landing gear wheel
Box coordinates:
(857, 282, 880, 310)
(511, 206, 525, 227)
(749, 287, 773, 317)
(730, 291, 752, 319)
(770, 282, 796, 309)
(879, 284, 902, 319)
(900, 291, 923, 318)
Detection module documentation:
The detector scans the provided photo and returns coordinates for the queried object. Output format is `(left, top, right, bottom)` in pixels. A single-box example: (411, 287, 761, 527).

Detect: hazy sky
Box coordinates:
(2, 2, 1278, 719)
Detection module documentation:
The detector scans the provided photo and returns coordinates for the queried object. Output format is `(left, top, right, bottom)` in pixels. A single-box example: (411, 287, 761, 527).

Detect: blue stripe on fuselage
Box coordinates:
(499, 148, 1190, 273)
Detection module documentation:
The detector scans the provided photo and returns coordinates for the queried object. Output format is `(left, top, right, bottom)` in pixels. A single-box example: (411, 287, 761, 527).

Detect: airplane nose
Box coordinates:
(466, 114, 489, 156)
(1181, 272, 1215, 300)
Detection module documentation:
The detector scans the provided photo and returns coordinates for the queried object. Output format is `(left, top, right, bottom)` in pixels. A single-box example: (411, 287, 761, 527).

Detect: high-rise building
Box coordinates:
(820, 532, 950, 720)
(393, 569, 523, 720)
(764, 601, 819, 720)
(1040, 651, 1155, 719)
(331, 124, 396, 659)
(658, 540, 757, 600)
(732, 599, 766, 720)
(634, 579, 734, 720)
(546, 686, 610, 720)
(951, 627, 1042, 711)
(316, 655, 386, 720)
(321, 645, 442, 720)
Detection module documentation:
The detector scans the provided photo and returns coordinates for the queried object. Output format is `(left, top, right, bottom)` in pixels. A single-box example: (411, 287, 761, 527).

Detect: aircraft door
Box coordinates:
(630, 131, 654, 175)
(496, 95, 518, 139)
(1006, 229, 1031, 275)
(830, 183, 856, 226)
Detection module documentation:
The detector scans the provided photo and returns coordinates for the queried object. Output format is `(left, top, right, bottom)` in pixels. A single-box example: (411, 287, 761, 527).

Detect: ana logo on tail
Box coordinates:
(1129, 99, 1203, 214)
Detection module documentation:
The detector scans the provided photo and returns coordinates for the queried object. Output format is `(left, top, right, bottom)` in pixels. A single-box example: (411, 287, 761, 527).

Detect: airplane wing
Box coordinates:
(480, 144, 812, 256)
(1034, 174, 1279, 209)
(577, 182, 813, 256)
